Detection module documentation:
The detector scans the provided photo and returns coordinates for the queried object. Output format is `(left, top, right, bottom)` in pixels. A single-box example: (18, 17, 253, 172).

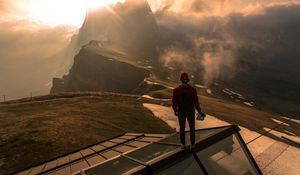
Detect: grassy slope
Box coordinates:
(149, 88, 299, 145)
(0, 93, 173, 174)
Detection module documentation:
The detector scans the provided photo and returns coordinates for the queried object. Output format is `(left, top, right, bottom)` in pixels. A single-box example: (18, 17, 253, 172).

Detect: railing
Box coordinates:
(1, 92, 45, 103)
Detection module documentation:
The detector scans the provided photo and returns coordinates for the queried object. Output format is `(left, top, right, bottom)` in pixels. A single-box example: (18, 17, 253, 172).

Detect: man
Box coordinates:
(172, 72, 202, 149)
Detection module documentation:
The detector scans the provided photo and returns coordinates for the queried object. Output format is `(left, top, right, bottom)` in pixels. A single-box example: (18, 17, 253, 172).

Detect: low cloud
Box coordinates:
(159, 34, 237, 85)
(150, 0, 300, 16)
(0, 19, 74, 100)
(242, 1, 300, 15)
(156, 1, 300, 85)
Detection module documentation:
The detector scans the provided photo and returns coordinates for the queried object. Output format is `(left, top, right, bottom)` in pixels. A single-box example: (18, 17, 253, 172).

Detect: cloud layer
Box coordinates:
(156, 1, 300, 85)
(0, 19, 74, 99)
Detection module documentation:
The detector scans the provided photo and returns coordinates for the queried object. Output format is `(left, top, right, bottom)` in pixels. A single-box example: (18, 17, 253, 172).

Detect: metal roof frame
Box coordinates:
(80, 125, 263, 175)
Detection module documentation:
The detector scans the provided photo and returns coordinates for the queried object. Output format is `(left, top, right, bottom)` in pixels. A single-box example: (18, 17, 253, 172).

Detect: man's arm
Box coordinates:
(172, 89, 179, 116)
(193, 88, 202, 113)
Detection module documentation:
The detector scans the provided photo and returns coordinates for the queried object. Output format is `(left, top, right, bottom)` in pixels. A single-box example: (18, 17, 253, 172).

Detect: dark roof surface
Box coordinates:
(17, 125, 262, 175)
(16, 133, 168, 175)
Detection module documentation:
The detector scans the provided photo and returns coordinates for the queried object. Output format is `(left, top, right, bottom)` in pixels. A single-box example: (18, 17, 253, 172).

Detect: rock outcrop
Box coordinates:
(51, 42, 150, 94)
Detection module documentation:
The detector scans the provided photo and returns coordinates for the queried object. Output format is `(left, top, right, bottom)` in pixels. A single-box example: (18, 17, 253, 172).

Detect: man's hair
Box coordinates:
(180, 72, 189, 84)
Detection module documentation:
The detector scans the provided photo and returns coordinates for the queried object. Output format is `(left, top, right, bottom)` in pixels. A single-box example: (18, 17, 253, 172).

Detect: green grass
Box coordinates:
(0, 93, 173, 174)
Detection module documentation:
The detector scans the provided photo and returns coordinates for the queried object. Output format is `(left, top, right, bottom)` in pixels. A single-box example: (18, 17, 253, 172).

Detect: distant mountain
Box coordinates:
(220, 12, 300, 116)
(52, 1, 300, 117)
(153, 7, 300, 116)
(71, 0, 160, 61)
(51, 41, 151, 94)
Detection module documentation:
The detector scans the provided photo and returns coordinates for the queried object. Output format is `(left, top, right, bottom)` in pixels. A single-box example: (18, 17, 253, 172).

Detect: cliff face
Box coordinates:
(51, 42, 150, 94)
(51, 0, 162, 94)
(73, 0, 160, 60)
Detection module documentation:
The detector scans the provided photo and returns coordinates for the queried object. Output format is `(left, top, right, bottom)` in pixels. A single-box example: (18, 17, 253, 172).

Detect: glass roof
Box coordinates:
(159, 127, 230, 145)
(16, 125, 262, 175)
(79, 125, 241, 175)
(197, 134, 260, 175)
(15, 133, 167, 175)
(156, 154, 205, 175)
(125, 143, 179, 163)
(84, 156, 145, 175)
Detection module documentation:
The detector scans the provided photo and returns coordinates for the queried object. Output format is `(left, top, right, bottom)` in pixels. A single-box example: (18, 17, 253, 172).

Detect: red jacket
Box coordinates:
(172, 84, 201, 113)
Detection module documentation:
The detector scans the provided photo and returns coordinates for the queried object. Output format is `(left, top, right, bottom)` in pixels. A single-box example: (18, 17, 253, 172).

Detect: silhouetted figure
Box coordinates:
(172, 72, 202, 148)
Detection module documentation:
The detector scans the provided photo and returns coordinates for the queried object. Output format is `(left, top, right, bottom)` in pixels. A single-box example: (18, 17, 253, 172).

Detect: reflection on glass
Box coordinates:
(160, 127, 229, 145)
(126, 143, 179, 163)
(197, 134, 259, 175)
(156, 155, 205, 175)
(84, 156, 143, 175)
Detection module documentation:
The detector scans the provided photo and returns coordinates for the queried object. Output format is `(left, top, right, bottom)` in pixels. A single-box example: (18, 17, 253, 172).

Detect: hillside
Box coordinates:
(51, 41, 151, 94)
(1, 90, 299, 174)
(0, 92, 173, 174)
(147, 88, 299, 140)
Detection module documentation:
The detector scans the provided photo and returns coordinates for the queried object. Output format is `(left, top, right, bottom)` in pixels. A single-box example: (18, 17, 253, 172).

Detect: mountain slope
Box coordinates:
(0, 92, 173, 174)
(73, 0, 160, 61)
(51, 41, 151, 94)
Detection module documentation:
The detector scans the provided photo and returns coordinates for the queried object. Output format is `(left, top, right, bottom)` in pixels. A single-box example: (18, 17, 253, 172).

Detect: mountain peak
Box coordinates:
(76, 0, 160, 59)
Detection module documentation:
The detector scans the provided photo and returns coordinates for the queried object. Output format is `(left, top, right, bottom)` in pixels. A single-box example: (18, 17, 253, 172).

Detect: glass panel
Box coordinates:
(84, 156, 145, 175)
(71, 160, 89, 173)
(55, 166, 71, 175)
(101, 141, 118, 147)
(160, 127, 229, 145)
(69, 152, 82, 161)
(81, 148, 95, 156)
(125, 140, 149, 148)
(110, 138, 127, 143)
(197, 134, 259, 175)
(119, 135, 137, 140)
(156, 155, 205, 175)
(137, 136, 164, 142)
(100, 150, 121, 159)
(126, 143, 179, 163)
(91, 145, 106, 152)
(28, 164, 45, 175)
(43, 160, 58, 171)
(57, 156, 70, 166)
(16, 169, 32, 175)
(86, 154, 106, 166)
(113, 145, 136, 153)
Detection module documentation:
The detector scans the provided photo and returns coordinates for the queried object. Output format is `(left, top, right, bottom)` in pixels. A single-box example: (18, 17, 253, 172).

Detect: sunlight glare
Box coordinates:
(28, 0, 125, 27)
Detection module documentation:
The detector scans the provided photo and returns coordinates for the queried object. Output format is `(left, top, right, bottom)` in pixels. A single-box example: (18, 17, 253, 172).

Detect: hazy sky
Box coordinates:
(0, 0, 300, 99)
(1, 0, 298, 27)
(0, 0, 128, 27)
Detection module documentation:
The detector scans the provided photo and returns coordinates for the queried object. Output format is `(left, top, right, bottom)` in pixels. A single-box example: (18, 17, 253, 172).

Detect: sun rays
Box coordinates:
(27, 0, 125, 27)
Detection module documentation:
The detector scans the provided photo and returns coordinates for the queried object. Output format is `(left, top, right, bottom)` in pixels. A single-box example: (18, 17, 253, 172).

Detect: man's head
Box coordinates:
(180, 72, 189, 84)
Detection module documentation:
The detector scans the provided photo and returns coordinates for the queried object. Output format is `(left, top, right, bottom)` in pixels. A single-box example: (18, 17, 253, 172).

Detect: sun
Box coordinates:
(27, 0, 125, 27)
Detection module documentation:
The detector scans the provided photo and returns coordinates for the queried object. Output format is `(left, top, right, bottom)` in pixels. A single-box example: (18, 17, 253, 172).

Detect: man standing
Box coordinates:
(172, 72, 202, 149)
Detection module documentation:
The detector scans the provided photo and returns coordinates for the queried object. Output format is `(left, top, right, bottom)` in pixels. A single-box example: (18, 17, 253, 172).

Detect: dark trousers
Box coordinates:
(178, 111, 195, 145)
